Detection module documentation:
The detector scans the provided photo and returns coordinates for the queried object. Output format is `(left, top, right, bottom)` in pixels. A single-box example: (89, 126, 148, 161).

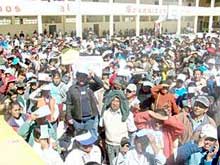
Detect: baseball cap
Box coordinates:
(200, 124, 217, 140)
(75, 131, 97, 146)
(126, 84, 137, 92)
(195, 95, 210, 108)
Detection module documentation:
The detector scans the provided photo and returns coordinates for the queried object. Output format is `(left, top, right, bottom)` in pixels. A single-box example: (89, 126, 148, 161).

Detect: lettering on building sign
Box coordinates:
(126, 5, 167, 15)
(0, 5, 21, 13)
(60, 3, 71, 13)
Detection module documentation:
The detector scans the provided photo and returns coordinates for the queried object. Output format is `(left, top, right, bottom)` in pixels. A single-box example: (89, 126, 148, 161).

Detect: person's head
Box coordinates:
(8, 101, 22, 119)
(16, 83, 25, 95)
(33, 105, 51, 125)
(134, 135, 149, 154)
(176, 79, 184, 88)
(110, 96, 121, 111)
(193, 69, 203, 82)
(141, 81, 154, 93)
(120, 137, 130, 155)
(192, 95, 210, 118)
(30, 79, 38, 90)
(200, 124, 218, 152)
(125, 83, 137, 99)
(52, 71, 61, 86)
(75, 130, 97, 154)
(76, 72, 89, 86)
(160, 84, 170, 94)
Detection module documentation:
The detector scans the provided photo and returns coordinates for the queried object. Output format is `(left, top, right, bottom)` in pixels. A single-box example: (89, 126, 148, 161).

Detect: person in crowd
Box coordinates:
(100, 90, 137, 165)
(29, 84, 59, 129)
(151, 82, 179, 115)
(137, 81, 154, 110)
(125, 83, 140, 110)
(18, 105, 57, 146)
(7, 101, 30, 132)
(65, 130, 101, 165)
(176, 124, 218, 165)
(49, 71, 68, 115)
(113, 137, 130, 165)
(177, 95, 216, 145)
(32, 126, 64, 165)
(66, 71, 103, 137)
(125, 131, 166, 165)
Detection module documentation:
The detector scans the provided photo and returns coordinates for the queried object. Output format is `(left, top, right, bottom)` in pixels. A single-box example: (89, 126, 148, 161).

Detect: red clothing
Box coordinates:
(162, 115, 184, 158)
(134, 111, 151, 130)
(151, 84, 179, 115)
(0, 77, 7, 94)
(134, 111, 184, 159)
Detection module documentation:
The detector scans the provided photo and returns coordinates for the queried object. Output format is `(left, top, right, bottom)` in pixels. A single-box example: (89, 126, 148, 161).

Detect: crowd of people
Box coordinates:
(1, 30, 220, 165)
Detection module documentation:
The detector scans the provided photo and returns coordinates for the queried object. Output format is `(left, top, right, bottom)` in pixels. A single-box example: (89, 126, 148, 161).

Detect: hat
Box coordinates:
(0, 65, 6, 71)
(75, 131, 97, 146)
(177, 74, 187, 82)
(142, 81, 154, 87)
(16, 82, 25, 88)
(207, 58, 215, 65)
(41, 85, 51, 91)
(200, 124, 217, 140)
(32, 105, 51, 118)
(195, 95, 210, 108)
(7, 76, 16, 83)
(5, 68, 14, 75)
(120, 137, 130, 147)
(126, 83, 137, 92)
(76, 71, 88, 78)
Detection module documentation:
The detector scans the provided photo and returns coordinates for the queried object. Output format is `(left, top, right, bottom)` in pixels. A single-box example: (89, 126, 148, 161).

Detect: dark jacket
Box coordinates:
(66, 75, 103, 120)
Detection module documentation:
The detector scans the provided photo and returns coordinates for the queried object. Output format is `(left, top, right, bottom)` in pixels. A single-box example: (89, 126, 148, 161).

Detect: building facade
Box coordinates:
(0, 0, 220, 38)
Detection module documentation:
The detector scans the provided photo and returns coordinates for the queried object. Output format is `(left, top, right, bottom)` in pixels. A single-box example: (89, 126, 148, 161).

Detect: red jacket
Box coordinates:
(151, 84, 179, 115)
(134, 111, 184, 159)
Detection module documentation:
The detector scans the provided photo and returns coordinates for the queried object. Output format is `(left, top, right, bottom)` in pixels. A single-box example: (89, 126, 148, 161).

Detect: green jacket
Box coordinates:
(18, 121, 57, 146)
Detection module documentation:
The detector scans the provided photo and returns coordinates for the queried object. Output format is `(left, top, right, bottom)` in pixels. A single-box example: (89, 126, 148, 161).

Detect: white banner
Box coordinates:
(72, 56, 103, 77)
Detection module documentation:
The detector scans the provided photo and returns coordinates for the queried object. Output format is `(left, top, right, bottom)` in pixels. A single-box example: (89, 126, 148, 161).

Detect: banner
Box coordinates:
(61, 48, 80, 65)
(72, 56, 103, 77)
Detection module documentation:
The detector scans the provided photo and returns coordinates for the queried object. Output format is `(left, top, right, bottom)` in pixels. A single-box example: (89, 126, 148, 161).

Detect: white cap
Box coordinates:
(143, 81, 154, 87)
(207, 58, 215, 65)
(177, 74, 187, 82)
(126, 83, 137, 92)
(200, 124, 217, 140)
(32, 105, 51, 118)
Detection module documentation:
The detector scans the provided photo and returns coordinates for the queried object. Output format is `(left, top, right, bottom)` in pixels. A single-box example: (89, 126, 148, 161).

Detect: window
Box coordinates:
(42, 16, 62, 23)
(122, 16, 135, 22)
(140, 16, 149, 22)
(114, 16, 120, 22)
(0, 17, 11, 25)
(86, 16, 103, 22)
(66, 16, 76, 23)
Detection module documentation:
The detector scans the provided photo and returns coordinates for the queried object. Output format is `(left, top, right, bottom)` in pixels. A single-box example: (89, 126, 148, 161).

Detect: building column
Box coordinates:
(159, 0, 163, 5)
(109, 15, 114, 39)
(109, 0, 114, 39)
(194, 0, 199, 33)
(76, 0, 82, 38)
(208, 0, 215, 33)
(136, 0, 140, 36)
(176, 0, 182, 34)
(37, 15, 43, 34)
(136, 15, 140, 36)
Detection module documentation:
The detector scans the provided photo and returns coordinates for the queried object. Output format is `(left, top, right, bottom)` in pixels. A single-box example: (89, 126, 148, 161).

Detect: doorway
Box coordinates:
(49, 25, 57, 35)
(93, 24, 99, 36)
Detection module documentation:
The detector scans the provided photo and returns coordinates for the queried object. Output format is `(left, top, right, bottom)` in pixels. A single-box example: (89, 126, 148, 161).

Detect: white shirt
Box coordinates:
(65, 145, 101, 165)
(99, 109, 137, 145)
(125, 149, 149, 165)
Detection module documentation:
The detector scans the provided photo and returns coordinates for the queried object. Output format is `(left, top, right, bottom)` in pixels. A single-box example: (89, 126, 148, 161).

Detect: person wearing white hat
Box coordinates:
(125, 83, 140, 109)
(18, 105, 57, 147)
(65, 130, 101, 165)
(176, 124, 218, 165)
